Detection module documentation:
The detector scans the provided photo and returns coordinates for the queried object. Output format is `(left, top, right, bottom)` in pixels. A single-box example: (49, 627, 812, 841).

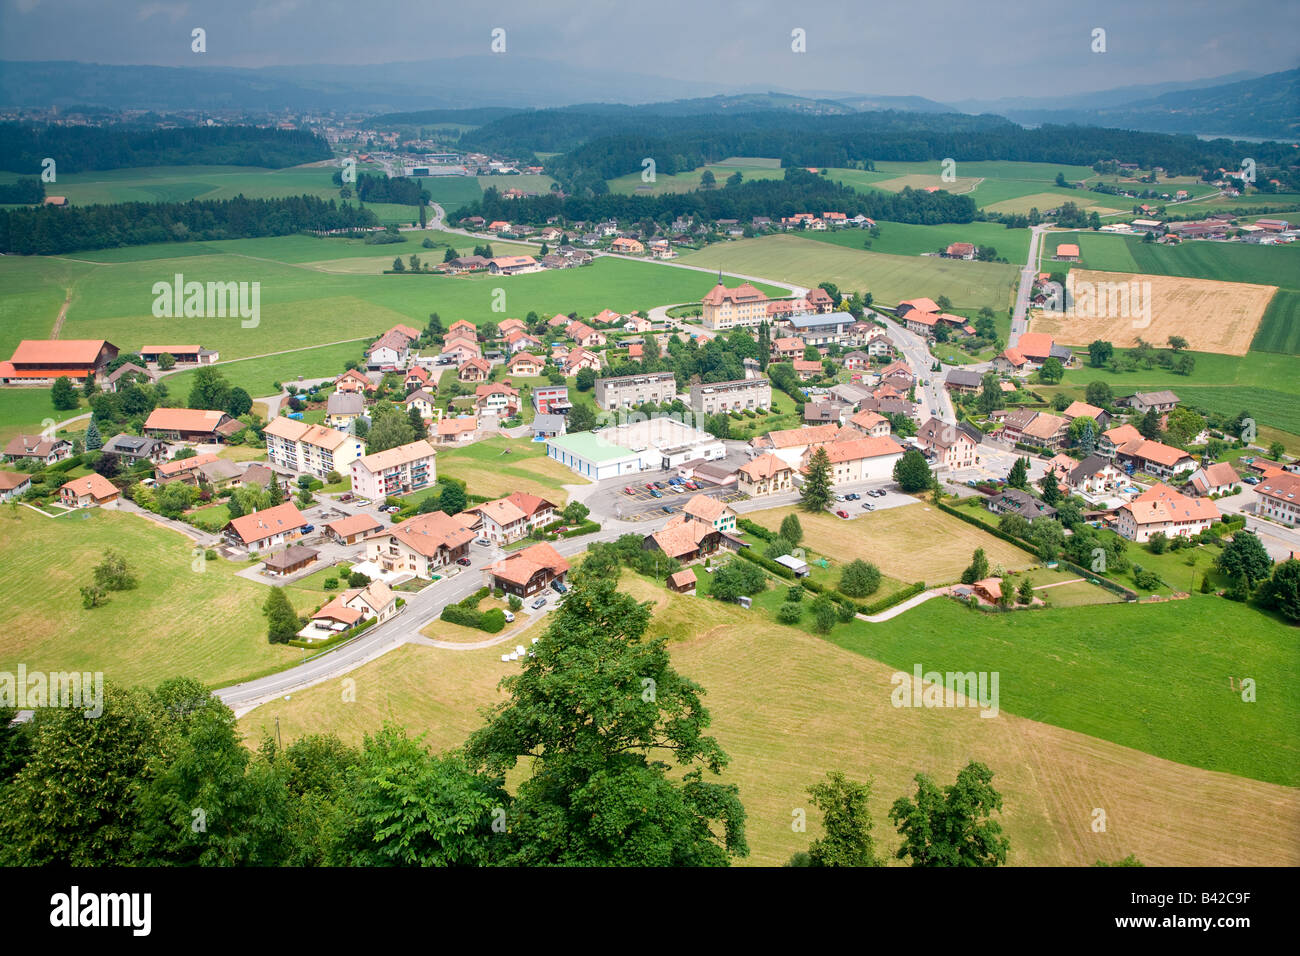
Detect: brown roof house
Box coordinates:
(483, 542, 569, 597)
(225, 502, 308, 552)
(59, 473, 120, 509)
(365, 510, 475, 577)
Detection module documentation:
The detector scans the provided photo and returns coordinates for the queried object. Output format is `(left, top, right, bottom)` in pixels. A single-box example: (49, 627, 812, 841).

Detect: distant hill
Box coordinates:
(992, 69, 1299, 140)
(947, 72, 1261, 114)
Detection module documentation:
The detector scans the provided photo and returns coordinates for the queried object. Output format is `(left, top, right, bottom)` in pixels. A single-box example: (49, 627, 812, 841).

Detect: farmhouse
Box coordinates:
(325, 391, 366, 429)
(1019, 412, 1069, 450)
(4, 435, 72, 464)
(1066, 455, 1124, 496)
(1114, 438, 1195, 479)
(138, 345, 218, 366)
(103, 363, 154, 393)
(1099, 423, 1143, 457)
(366, 510, 475, 577)
(1054, 243, 1081, 261)
(154, 452, 220, 485)
(1256, 472, 1300, 526)
(644, 515, 726, 563)
(58, 473, 119, 509)
(753, 422, 842, 467)
(991, 348, 1029, 374)
(1122, 390, 1180, 415)
(263, 417, 367, 479)
(351, 440, 437, 500)
(0, 339, 118, 386)
(464, 492, 559, 545)
(143, 408, 242, 444)
(945, 368, 984, 395)
(1015, 333, 1072, 368)
(1115, 483, 1219, 542)
(483, 542, 570, 597)
(488, 255, 541, 276)
(225, 502, 308, 551)
(946, 242, 976, 260)
(736, 453, 795, 497)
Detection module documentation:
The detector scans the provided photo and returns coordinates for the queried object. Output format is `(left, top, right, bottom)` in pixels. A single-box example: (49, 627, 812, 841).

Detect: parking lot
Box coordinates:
(603, 479, 748, 521)
(819, 484, 917, 520)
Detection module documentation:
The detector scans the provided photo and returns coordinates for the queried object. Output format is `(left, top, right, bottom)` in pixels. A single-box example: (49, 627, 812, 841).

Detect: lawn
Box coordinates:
(745, 500, 1035, 585)
(435, 435, 580, 500)
(419, 597, 525, 644)
(0, 508, 300, 688)
(607, 159, 786, 196)
(801, 219, 1032, 263)
(1047, 230, 1300, 291)
(236, 569, 1300, 866)
(0, 388, 86, 446)
(163, 340, 370, 400)
(676, 234, 1018, 311)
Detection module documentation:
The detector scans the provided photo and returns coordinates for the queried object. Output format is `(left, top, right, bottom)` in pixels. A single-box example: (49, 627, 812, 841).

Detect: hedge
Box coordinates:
(936, 499, 1039, 557)
(734, 547, 796, 579)
(738, 517, 775, 541)
(862, 581, 927, 615)
(1052, 557, 1139, 601)
(555, 521, 600, 539)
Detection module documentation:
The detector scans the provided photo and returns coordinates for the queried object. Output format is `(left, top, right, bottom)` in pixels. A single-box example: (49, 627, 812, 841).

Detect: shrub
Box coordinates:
(839, 559, 882, 597)
(347, 571, 371, 588)
(204, 549, 217, 560)
(480, 609, 507, 633)
(776, 602, 803, 623)
(323, 578, 339, 590)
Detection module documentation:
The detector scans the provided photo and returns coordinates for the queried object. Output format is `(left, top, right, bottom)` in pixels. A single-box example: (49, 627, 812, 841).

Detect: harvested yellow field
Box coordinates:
(1032, 269, 1277, 356)
(983, 191, 1125, 216)
(747, 501, 1035, 584)
(871, 173, 982, 194)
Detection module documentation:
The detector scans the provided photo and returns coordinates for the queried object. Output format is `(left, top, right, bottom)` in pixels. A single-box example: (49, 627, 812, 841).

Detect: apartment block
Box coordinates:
(262, 417, 366, 479)
(594, 371, 677, 410)
(689, 378, 772, 415)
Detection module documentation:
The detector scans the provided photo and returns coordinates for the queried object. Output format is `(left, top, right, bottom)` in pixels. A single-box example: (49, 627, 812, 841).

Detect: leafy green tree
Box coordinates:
(366, 404, 416, 454)
(566, 402, 598, 433)
(561, 501, 590, 524)
(764, 536, 794, 560)
(1007, 456, 1029, 490)
(1259, 558, 1300, 622)
(801, 446, 834, 511)
(1163, 406, 1204, 450)
(1138, 408, 1162, 440)
(977, 372, 1005, 415)
(51, 376, 79, 410)
(961, 547, 990, 585)
(263, 586, 299, 644)
(574, 367, 597, 391)
(1085, 381, 1113, 407)
(439, 482, 467, 516)
(463, 576, 747, 865)
(892, 448, 932, 493)
(0, 684, 164, 865)
(1088, 340, 1113, 368)
(1030, 518, 1065, 563)
(331, 724, 505, 866)
(1148, 531, 1168, 554)
(187, 366, 232, 411)
(801, 771, 882, 867)
(888, 761, 1010, 867)
(1017, 576, 1035, 604)
(1039, 357, 1064, 384)
(93, 548, 137, 591)
(704, 413, 731, 440)
(710, 561, 766, 602)
(839, 559, 881, 597)
(777, 602, 803, 623)
(226, 387, 253, 418)
(1216, 531, 1272, 589)
(779, 513, 803, 545)
(1269, 440, 1286, 461)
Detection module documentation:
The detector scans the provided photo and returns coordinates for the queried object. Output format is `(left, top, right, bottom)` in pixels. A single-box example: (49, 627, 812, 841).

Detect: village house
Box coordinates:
(1256, 472, 1300, 526)
(1115, 483, 1219, 542)
(562, 347, 602, 376)
(1187, 461, 1242, 497)
(986, 488, 1057, 522)
(1122, 390, 1180, 415)
(225, 502, 309, 552)
(610, 237, 645, 254)
(915, 417, 979, 468)
(404, 366, 434, 392)
(504, 330, 543, 355)
(507, 352, 542, 377)
(945, 368, 984, 395)
(483, 541, 570, 597)
(1114, 438, 1195, 479)
(334, 368, 377, 395)
(1098, 423, 1143, 458)
(683, 494, 737, 533)
(771, 336, 805, 362)
(457, 357, 491, 383)
(565, 321, 607, 348)
(59, 473, 119, 509)
(792, 359, 824, 381)
(4, 434, 72, 465)
(103, 363, 155, 393)
(1066, 455, 1124, 496)
(475, 382, 520, 417)
(736, 453, 795, 497)
(434, 416, 478, 446)
(802, 435, 904, 485)
(400, 390, 438, 425)
(350, 439, 437, 500)
(804, 400, 850, 425)
(443, 255, 491, 274)
(324, 512, 384, 545)
(992, 347, 1029, 375)
(441, 337, 483, 365)
(1060, 400, 1110, 429)
(464, 491, 559, 545)
(643, 514, 726, 563)
(142, 407, 242, 444)
(263, 417, 367, 479)
(1019, 412, 1070, 451)
(488, 255, 542, 276)
(325, 391, 366, 429)
(154, 452, 219, 485)
(366, 510, 475, 577)
(531, 414, 567, 440)
(365, 329, 412, 369)
(0, 470, 32, 501)
(753, 423, 842, 468)
(847, 409, 892, 438)
(307, 580, 397, 637)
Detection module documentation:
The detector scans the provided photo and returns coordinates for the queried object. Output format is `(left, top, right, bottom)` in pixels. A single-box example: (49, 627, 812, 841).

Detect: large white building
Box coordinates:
(689, 378, 772, 415)
(350, 439, 438, 500)
(262, 417, 367, 479)
(594, 371, 677, 410)
(546, 417, 725, 481)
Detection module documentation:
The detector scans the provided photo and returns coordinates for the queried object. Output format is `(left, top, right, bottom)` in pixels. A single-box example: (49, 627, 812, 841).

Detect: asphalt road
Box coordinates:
(1010, 224, 1049, 348)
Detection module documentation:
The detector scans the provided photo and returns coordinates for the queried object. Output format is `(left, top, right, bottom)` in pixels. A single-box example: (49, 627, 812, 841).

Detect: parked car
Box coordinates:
(683, 480, 698, 490)
(644, 482, 655, 491)
(474, 537, 491, 546)
(834, 493, 846, 502)
(654, 481, 667, 489)
(966, 479, 977, 488)
(531, 596, 547, 610)
(301, 524, 315, 533)
(456, 557, 471, 566)
(650, 488, 663, 498)
(1243, 475, 1260, 484)
(845, 493, 860, 501)
(861, 502, 874, 511)
(835, 510, 850, 519)
(624, 486, 636, 495)
(339, 493, 352, 501)
(502, 610, 515, 623)
(662, 505, 673, 514)
(552, 580, 568, 594)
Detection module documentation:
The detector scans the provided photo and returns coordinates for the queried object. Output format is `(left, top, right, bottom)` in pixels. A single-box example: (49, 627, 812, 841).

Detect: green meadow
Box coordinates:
(802, 219, 1033, 262)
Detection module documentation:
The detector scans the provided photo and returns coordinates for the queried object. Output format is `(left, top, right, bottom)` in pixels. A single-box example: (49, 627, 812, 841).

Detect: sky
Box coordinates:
(1, 0, 1296, 102)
